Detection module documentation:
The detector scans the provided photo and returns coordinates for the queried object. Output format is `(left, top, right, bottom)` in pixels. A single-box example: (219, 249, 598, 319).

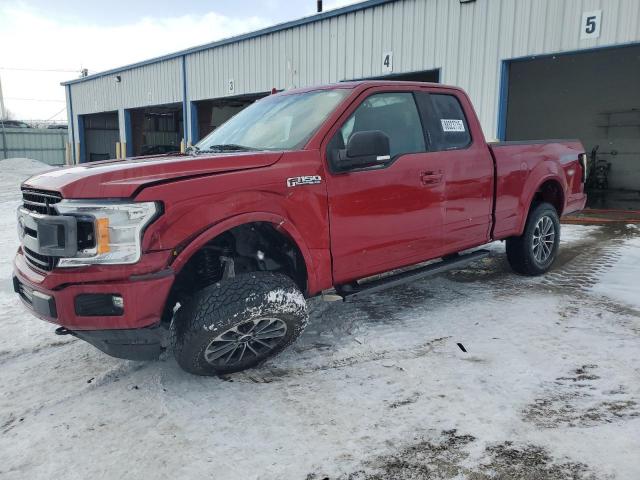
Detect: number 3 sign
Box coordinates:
(581, 10, 602, 40)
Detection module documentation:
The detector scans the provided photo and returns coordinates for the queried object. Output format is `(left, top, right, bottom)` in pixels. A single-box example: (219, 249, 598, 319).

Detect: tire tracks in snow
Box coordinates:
(221, 335, 451, 383)
(0, 338, 76, 367)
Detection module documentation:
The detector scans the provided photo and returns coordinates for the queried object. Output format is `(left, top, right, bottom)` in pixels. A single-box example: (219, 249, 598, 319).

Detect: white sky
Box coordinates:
(0, 0, 361, 122)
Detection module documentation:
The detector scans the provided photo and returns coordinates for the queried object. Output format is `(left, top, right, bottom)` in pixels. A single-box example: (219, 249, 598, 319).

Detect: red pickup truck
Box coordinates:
(13, 81, 587, 375)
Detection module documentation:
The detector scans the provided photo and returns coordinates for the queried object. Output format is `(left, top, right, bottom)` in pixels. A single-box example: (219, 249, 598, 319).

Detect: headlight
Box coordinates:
(54, 200, 159, 267)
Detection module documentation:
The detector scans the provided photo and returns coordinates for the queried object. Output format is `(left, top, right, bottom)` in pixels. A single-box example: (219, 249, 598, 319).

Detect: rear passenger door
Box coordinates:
(415, 91, 494, 252)
(324, 89, 446, 283)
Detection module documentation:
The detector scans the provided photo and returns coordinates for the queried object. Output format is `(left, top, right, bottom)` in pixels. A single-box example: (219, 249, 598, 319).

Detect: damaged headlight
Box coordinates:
(55, 200, 160, 267)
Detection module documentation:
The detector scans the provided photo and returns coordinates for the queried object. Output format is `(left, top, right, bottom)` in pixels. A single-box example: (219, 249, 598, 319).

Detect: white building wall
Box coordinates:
(66, 0, 640, 157)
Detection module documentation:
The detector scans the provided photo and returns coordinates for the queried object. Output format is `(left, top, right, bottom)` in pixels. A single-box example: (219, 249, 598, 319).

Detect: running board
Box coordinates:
(336, 249, 490, 300)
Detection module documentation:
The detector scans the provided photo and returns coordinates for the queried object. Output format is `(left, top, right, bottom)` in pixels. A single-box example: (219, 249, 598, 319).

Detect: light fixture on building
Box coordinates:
(115, 75, 121, 83)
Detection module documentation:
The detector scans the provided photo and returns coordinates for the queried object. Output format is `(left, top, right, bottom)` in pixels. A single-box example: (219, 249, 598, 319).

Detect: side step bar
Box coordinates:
(336, 249, 490, 300)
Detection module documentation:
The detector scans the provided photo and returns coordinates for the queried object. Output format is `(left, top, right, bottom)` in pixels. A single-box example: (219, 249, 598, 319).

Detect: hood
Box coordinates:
(22, 151, 283, 199)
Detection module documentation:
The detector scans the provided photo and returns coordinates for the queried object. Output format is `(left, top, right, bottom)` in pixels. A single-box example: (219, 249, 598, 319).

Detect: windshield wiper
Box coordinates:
(185, 145, 200, 155)
(201, 144, 259, 153)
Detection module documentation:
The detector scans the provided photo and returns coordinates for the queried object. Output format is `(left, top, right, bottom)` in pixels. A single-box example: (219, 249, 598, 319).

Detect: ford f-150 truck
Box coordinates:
(13, 81, 588, 375)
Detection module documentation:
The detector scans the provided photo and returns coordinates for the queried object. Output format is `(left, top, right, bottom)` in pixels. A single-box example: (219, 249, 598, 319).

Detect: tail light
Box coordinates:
(578, 153, 588, 183)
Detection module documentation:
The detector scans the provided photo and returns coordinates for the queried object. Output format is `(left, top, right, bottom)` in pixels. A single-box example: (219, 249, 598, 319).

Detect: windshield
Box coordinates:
(195, 89, 351, 152)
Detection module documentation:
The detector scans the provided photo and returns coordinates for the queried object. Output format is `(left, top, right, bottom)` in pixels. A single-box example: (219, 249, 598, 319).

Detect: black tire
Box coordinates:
(171, 272, 308, 375)
(506, 202, 560, 276)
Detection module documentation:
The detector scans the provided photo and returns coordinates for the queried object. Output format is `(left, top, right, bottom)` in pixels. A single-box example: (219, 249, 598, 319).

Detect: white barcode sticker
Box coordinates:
(441, 119, 465, 132)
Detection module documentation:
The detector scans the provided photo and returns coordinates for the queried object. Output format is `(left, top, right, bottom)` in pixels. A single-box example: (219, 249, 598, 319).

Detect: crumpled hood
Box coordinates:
(22, 151, 283, 199)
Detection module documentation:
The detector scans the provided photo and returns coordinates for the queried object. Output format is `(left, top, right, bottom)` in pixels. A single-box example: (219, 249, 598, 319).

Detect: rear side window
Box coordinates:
(416, 93, 471, 151)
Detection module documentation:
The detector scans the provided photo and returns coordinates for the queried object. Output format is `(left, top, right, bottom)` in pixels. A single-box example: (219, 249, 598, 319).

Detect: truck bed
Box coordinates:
(489, 140, 587, 240)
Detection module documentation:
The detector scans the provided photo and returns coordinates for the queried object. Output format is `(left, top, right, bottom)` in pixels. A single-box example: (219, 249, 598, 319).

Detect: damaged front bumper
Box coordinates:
(13, 250, 174, 361)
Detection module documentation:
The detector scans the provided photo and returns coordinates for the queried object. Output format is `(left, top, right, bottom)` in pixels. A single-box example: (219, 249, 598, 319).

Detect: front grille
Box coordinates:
(22, 188, 62, 215)
(21, 188, 62, 271)
(23, 246, 58, 271)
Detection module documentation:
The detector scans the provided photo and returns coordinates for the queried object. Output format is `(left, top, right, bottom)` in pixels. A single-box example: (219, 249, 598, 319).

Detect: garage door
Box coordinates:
(81, 112, 119, 162)
(128, 104, 183, 157)
(504, 45, 640, 192)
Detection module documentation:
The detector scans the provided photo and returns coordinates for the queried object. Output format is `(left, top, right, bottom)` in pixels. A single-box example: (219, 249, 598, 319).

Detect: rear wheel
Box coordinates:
(171, 272, 308, 375)
(506, 202, 560, 276)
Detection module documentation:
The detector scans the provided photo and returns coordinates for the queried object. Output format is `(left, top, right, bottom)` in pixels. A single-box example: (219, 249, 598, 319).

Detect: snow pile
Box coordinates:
(0, 156, 54, 171)
(0, 157, 56, 199)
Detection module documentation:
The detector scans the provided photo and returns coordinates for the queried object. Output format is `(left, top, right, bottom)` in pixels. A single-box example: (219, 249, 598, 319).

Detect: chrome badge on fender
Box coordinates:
(287, 175, 322, 187)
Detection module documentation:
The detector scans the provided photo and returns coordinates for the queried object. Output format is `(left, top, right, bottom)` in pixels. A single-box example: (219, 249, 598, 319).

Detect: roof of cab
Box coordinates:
(274, 80, 463, 96)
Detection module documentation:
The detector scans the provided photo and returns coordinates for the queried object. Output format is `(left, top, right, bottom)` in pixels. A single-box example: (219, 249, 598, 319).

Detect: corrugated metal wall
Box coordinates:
(71, 57, 183, 114)
(67, 0, 640, 152)
(0, 128, 67, 165)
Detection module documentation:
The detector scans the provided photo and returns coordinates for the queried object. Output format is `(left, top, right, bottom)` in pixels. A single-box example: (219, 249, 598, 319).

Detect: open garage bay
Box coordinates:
(504, 44, 640, 196)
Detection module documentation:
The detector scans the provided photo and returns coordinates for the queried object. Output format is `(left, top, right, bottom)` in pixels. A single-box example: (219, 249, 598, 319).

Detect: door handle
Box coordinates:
(420, 170, 443, 186)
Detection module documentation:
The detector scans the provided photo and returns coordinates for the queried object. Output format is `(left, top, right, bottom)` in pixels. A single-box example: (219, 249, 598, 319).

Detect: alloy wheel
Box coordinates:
(532, 215, 556, 263)
(203, 317, 288, 367)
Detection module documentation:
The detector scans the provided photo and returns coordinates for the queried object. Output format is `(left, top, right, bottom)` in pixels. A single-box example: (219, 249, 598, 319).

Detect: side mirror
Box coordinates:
(337, 130, 391, 171)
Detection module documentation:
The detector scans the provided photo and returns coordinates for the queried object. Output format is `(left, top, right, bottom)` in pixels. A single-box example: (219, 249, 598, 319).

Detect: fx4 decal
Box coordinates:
(287, 175, 322, 187)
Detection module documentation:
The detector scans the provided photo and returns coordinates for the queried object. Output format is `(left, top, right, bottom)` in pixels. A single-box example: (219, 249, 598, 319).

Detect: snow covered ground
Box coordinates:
(1, 158, 639, 480)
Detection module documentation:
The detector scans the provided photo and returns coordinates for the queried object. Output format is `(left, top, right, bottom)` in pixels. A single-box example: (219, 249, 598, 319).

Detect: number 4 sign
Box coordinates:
(382, 52, 393, 73)
(581, 10, 602, 40)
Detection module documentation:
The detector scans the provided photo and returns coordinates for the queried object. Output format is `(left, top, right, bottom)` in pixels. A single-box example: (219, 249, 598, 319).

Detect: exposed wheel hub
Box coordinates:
(204, 317, 288, 367)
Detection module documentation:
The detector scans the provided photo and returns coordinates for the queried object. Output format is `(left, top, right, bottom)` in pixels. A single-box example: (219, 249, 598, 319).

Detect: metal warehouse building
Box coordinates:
(63, 0, 640, 190)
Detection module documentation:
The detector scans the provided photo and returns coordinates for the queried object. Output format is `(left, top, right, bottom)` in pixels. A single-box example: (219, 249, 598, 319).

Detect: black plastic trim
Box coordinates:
(75, 294, 124, 317)
(337, 249, 490, 300)
(70, 326, 165, 361)
(13, 276, 57, 318)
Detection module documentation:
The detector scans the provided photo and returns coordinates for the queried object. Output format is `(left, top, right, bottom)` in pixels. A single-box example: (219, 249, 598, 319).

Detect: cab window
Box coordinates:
(415, 92, 471, 151)
(332, 92, 426, 161)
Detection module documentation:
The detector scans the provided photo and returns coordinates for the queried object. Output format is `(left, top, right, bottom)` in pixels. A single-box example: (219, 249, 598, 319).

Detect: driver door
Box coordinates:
(323, 89, 446, 284)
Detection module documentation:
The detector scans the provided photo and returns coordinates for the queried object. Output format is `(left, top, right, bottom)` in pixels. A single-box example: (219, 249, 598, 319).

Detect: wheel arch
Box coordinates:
(531, 178, 565, 214)
(518, 175, 566, 235)
(170, 212, 317, 295)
